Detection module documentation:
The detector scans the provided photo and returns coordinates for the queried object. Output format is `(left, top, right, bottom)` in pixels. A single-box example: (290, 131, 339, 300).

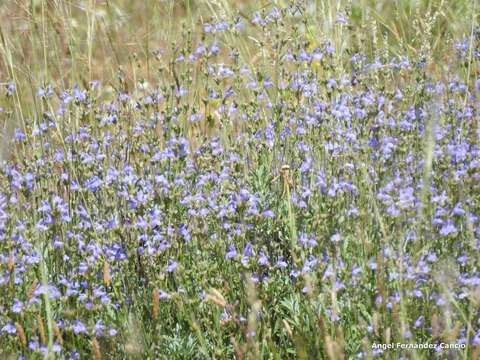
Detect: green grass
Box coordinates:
(0, 0, 478, 359)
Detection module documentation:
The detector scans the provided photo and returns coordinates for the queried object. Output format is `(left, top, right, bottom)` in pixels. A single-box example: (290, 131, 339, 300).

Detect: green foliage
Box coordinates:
(0, 0, 478, 359)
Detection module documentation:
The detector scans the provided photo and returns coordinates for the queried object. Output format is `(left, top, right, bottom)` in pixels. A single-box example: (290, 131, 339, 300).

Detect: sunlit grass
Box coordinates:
(0, 0, 478, 359)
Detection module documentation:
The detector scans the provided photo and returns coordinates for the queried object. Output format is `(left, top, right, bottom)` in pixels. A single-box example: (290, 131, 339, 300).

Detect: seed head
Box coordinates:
(15, 322, 27, 347)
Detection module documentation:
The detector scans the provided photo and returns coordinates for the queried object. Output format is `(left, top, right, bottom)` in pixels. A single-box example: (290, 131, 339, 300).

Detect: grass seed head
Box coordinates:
(152, 287, 160, 319)
(92, 337, 102, 360)
(15, 322, 27, 347)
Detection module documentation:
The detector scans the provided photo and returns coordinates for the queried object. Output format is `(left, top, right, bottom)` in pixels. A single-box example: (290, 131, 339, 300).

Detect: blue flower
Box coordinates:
(330, 232, 341, 242)
(439, 221, 457, 236)
(225, 245, 237, 259)
(166, 260, 178, 273)
(1, 323, 16, 334)
(11, 299, 23, 313)
(73, 320, 87, 334)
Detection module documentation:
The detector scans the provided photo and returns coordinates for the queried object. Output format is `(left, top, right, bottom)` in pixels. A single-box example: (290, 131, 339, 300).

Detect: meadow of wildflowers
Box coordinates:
(0, 1, 479, 359)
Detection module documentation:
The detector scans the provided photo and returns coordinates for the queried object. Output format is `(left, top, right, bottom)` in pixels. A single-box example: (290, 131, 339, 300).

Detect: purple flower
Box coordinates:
(412, 289, 423, 298)
(158, 290, 170, 299)
(398, 187, 415, 209)
(330, 232, 341, 242)
(166, 259, 178, 273)
(14, 128, 26, 141)
(94, 321, 105, 336)
(262, 209, 275, 218)
(439, 221, 457, 236)
(427, 251, 437, 263)
(257, 252, 268, 266)
(73, 320, 87, 334)
(452, 203, 465, 216)
(326, 309, 340, 322)
(352, 266, 362, 276)
(276, 257, 288, 268)
(413, 316, 424, 328)
(203, 23, 213, 33)
(225, 245, 237, 259)
(6, 81, 16, 96)
(12, 299, 23, 313)
(28, 339, 40, 351)
(472, 330, 480, 345)
(1, 323, 16, 334)
(241, 242, 254, 265)
(84, 176, 102, 192)
(33, 285, 62, 299)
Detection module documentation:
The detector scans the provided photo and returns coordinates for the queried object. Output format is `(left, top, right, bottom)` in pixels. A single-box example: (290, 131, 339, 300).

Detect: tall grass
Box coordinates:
(0, 0, 478, 359)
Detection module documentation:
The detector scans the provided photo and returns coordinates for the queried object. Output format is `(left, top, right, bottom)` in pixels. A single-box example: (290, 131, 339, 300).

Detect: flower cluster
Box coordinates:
(0, 2, 479, 359)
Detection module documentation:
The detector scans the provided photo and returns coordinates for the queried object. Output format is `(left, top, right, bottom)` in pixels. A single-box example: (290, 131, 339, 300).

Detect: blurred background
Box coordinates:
(0, 0, 476, 88)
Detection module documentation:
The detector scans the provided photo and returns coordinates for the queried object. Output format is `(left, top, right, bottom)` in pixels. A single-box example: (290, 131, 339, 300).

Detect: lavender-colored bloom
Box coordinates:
(28, 338, 40, 351)
(330, 232, 341, 242)
(73, 85, 87, 102)
(94, 321, 105, 336)
(166, 259, 178, 273)
(412, 289, 423, 298)
(326, 309, 340, 322)
(385, 204, 400, 217)
(413, 316, 424, 328)
(84, 176, 102, 192)
(276, 257, 288, 268)
(352, 266, 362, 276)
(66, 351, 80, 360)
(427, 251, 438, 263)
(241, 242, 254, 265)
(203, 23, 213, 33)
(6, 81, 16, 96)
(257, 251, 268, 266)
(14, 128, 26, 141)
(33, 284, 62, 299)
(262, 209, 274, 218)
(398, 187, 415, 209)
(1, 323, 16, 334)
(12, 299, 23, 313)
(73, 320, 87, 334)
(225, 245, 237, 259)
(472, 330, 480, 346)
(452, 203, 465, 216)
(335, 12, 349, 25)
(439, 221, 457, 236)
